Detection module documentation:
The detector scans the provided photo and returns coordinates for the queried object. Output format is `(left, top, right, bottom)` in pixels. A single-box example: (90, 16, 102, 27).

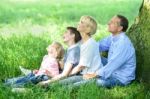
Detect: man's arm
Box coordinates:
(97, 41, 132, 79)
(99, 36, 111, 52)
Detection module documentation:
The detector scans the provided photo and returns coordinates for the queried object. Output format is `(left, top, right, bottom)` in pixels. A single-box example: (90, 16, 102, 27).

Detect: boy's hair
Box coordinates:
(67, 27, 81, 43)
(80, 16, 97, 35)
(51, 42, 65, 61)
(116, 15, 129, 32)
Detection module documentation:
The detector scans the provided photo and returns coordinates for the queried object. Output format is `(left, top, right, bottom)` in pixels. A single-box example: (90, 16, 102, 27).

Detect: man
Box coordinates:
(84, 15, 136, 87)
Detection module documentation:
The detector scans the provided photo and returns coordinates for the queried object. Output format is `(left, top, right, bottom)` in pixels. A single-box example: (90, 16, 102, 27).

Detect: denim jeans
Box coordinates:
(4, 73, 49, 87)
(101, 56, 108, 66)
(96, 77, 124, 88)
(60, 76, 124, 88)
(57, 75, 124, 88)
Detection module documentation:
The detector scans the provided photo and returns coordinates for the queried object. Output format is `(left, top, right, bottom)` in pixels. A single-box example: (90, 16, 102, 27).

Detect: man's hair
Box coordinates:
(116, 15, 129, 32)
(80, 16, 97, 35)
(67, 27, 81, 43)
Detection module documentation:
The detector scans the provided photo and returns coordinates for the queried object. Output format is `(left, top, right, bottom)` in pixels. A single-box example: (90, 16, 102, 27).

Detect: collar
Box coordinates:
(111, 32, 125, 42)
(67, 43, 79, 50)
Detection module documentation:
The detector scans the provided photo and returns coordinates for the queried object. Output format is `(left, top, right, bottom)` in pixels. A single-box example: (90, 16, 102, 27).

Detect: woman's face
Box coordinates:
(77, 19, 90, 35)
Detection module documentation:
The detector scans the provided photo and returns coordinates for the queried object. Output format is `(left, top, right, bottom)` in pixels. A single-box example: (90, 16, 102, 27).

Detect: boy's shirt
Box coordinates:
(63, 44, 80, 70)
(36, 55, 59, 77)
(79, 38, 103, 75)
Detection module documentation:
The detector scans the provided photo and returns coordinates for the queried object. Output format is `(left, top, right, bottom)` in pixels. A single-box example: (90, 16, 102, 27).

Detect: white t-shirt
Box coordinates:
(79, 38, 103, 74)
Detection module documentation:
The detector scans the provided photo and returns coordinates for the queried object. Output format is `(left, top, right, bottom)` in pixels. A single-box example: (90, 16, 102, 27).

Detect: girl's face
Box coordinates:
(46, 44, 58, 58)
(63, 30, 74, 43)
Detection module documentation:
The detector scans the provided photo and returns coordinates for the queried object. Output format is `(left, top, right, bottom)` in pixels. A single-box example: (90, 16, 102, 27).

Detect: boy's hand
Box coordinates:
(83, 73, 97, 80)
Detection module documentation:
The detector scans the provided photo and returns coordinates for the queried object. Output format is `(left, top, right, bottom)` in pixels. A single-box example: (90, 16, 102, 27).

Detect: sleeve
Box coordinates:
(98, 36, 111, 52)
(79, 45, 94, 68)
(96, 41, 130, 79)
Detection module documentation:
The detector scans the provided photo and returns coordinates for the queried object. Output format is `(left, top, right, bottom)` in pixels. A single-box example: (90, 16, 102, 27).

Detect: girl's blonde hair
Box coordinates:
(80, 16, 97, 35)
(51, 42, 65, 61)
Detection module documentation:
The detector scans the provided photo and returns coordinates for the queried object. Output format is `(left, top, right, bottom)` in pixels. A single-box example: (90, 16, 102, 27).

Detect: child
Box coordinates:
(39, 27, 81, 85)
(4, 42, 65, 87)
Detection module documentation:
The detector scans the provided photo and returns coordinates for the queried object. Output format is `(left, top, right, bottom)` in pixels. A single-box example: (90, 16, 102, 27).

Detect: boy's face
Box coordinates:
(63, 29, 75, 43)
(46, 44, 58, 58)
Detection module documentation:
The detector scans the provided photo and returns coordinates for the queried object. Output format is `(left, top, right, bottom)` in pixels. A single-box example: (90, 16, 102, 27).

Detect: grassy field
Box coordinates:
(1, 0, 150, 98)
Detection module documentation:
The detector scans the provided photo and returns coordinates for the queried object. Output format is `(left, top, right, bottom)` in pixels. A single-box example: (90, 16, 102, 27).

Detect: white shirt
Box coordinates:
(79, 38, 103, 74)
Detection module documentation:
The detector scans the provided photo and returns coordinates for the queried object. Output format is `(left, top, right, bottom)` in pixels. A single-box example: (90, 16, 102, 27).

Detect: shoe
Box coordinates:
(19, 66, 32, 76)
(11, 88, 29, 93)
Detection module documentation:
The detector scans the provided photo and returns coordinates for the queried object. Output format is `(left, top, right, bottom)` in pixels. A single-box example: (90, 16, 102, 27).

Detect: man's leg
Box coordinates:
(96, 77, 124, 88)
(101, 56, 108, 66)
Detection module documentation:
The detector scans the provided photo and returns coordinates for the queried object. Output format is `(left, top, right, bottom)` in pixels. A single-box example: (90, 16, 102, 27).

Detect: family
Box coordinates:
(3, 15, 136, 89)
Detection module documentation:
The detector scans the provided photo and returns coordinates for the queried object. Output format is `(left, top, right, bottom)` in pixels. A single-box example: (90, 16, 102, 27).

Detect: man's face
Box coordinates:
(63, 30, 74, 43)
(108, 16, 122, 34)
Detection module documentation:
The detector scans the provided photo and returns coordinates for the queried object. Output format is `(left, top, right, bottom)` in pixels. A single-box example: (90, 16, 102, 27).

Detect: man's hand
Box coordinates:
(83, 73, 97, 80)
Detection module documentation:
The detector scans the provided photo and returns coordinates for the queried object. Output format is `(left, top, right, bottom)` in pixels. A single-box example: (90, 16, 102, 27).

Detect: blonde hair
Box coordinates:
(51, 42, 65, 61)
(80, 16, 97, 35)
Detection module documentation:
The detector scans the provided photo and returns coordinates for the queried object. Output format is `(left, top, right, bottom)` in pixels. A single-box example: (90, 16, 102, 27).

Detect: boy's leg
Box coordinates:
(96, 77, 124, 88)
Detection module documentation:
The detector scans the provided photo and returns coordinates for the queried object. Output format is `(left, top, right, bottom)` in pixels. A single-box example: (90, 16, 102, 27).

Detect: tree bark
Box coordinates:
(128, 0, 150, 84)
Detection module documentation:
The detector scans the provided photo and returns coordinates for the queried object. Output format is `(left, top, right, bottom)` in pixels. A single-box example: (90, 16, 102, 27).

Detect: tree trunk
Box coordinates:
(128, 0, 150, 84)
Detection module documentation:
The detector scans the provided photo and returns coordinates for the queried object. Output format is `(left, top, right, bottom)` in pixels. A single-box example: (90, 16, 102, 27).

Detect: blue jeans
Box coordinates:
(4, 73, 49, 87)
(96, 77, 124, 87)
(58, 75, 124, 88)
(101, 56, 108, 66)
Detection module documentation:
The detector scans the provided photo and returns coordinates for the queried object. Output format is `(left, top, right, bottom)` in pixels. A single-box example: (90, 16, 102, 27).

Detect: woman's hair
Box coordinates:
(51, 42, 65, 61)
(67, 27, 81, 43)
(80, 16, 97, 35)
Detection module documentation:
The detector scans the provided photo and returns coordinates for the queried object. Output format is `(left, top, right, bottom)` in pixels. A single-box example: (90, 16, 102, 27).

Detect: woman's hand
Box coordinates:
(83, 73, 97, 80)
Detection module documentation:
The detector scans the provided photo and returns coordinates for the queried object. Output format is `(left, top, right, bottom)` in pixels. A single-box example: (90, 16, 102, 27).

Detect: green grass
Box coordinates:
(0, 0, 149, 98)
